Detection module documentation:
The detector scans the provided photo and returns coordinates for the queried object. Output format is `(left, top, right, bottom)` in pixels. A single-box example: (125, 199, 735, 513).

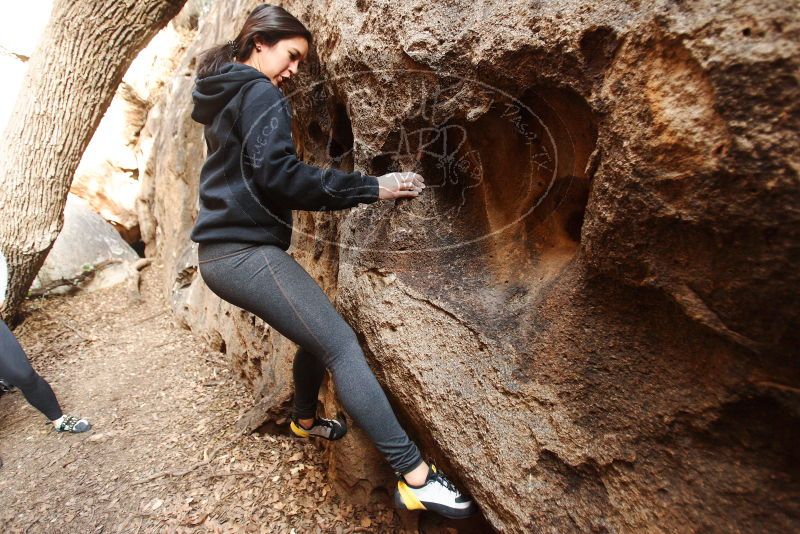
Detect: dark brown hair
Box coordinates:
(195, 3, 313, 79)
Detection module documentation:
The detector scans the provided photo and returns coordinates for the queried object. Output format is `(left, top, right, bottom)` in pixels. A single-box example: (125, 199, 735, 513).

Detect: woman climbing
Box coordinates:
(0, 249, 92, 467)
(190, 3, 477, 520)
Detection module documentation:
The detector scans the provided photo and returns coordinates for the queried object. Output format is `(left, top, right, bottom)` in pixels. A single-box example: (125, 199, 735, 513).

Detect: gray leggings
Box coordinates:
(197, 241, 423, 474)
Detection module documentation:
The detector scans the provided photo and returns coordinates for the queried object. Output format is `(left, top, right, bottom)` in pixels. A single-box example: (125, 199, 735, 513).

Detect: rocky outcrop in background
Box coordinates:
(138, 0, 799, 532)
(71, 8, 195, 244)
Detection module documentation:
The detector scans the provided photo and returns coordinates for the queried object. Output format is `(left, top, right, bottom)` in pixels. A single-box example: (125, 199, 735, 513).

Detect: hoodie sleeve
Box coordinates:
(237, 81, 380, 211)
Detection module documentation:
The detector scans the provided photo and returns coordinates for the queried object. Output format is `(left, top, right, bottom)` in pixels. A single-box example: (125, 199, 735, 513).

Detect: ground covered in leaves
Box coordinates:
(0, 262, 406, 533)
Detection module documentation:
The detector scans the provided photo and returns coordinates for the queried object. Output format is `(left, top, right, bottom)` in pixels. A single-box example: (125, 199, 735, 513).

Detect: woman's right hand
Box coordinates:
(377, 172, 425, 200)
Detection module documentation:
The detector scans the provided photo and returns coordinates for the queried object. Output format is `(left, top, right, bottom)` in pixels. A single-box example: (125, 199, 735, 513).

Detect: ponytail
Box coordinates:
(196, 42, 237, 79)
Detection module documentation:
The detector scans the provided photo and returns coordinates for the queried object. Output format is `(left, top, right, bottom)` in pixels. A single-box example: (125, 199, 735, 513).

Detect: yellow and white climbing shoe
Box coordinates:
(289, 415, 347, 441)
(394, 464, 478, 519)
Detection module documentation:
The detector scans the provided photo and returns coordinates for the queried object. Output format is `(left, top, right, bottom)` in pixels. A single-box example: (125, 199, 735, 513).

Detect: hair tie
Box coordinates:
(227, 39, 239, 58)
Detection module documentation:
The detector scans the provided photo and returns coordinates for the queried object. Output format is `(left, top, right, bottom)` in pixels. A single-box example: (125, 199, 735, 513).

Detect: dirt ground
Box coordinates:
(0, 261, 407, 533)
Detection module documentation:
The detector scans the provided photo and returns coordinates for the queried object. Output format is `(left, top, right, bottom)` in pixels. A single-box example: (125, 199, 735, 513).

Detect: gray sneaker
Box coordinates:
(289, 415, 347, 441)
(55, 415, 91, 433)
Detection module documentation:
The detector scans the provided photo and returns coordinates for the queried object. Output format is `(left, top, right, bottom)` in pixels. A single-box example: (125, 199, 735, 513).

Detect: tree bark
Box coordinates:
(0, 0, 187, 322)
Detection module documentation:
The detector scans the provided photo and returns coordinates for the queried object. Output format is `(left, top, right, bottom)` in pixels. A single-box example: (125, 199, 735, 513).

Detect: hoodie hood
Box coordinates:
(191, 62, 268, 125)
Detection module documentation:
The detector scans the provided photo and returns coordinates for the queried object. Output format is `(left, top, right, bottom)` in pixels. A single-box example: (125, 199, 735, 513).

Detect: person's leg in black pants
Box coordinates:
(292, 346, 326, 421)
(0, 319, 62, 421)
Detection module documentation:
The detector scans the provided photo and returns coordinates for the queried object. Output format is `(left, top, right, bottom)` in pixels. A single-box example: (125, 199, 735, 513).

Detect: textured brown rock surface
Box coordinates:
(141, 0, 799, 532)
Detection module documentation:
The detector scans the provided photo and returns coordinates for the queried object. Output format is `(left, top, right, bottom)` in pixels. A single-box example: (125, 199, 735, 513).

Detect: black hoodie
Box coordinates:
(189, 62, 380, 248)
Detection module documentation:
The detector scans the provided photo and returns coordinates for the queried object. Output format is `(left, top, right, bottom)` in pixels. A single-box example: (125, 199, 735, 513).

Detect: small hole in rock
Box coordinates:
(328, 103, 354, 169)
(307, 121, 325, 143)
(370, 153, 398, 176)
(565, 208, 587, 243)
(130, 240, 146, 258)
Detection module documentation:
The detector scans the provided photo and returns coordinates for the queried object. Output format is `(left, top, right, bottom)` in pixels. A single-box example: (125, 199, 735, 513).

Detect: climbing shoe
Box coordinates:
(289, 415, 347, 441)
(394, 463, 478, 519)
(54, 414, 91, 433)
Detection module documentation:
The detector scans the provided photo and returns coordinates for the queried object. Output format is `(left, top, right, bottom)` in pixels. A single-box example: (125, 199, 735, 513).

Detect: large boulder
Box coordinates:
(141, 0, 799, 532)
(32, 194, 140, 295)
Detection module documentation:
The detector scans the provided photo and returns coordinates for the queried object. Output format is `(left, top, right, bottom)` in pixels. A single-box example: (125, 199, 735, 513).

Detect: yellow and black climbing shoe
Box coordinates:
(394, 463, 478, 519)
(289, 415, 347, 441)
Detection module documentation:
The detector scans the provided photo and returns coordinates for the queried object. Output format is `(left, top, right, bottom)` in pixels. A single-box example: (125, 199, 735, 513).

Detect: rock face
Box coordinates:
(140, 0, 799, 532)
(70, 82, 148, 243)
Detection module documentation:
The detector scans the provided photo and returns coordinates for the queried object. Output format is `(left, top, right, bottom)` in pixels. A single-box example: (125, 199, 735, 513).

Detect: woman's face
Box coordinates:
(245, 35, 308, 88)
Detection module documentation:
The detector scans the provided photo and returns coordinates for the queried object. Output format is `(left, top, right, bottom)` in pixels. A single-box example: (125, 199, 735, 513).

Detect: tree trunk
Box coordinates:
(0, 0, 187, 322)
